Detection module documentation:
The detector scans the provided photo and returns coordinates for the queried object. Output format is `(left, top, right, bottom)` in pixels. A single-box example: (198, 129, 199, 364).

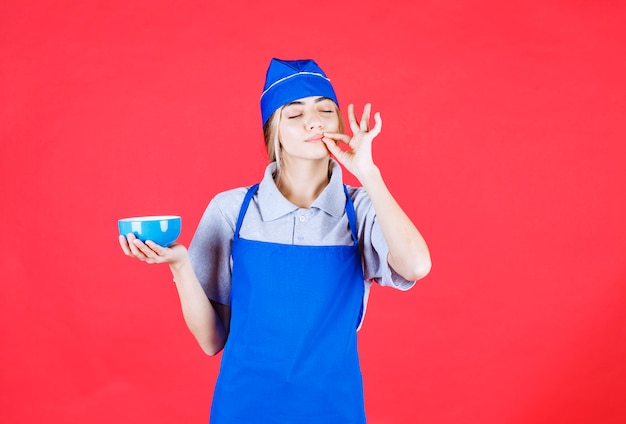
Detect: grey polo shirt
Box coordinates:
(188, 159, 415, 329)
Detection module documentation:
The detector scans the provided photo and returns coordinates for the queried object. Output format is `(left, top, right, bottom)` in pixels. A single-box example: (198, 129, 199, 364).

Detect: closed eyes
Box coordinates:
(286, 110, 334, 119)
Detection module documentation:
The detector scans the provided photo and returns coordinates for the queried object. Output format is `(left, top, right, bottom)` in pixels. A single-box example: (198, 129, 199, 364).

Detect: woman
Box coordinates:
(119, 58, 431, 423)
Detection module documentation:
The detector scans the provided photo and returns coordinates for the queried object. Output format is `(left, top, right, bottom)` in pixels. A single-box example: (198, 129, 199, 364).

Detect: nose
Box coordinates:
(306, 115, 324, 130)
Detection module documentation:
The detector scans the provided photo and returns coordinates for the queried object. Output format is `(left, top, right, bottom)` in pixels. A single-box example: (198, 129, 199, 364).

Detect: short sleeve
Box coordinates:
(350, 187, 416, 291)
(188, 188, 247, 305)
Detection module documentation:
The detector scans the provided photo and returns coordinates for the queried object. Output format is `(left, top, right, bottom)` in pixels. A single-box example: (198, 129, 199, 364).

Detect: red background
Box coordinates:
(1, 1, 625, 423)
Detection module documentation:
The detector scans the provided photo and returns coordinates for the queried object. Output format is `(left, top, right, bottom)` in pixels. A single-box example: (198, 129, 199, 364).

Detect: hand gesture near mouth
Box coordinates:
(322, 103, 382, 183)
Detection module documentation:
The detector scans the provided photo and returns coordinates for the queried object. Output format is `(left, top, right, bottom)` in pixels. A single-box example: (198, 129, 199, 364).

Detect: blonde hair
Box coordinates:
(262, 102, 344, 180)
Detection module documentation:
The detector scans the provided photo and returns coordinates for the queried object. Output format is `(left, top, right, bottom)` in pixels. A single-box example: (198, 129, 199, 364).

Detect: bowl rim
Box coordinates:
(118, 215, 181, 222)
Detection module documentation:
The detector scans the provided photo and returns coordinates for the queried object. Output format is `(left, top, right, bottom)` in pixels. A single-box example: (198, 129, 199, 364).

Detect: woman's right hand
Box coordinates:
(118, 233, 188, 266)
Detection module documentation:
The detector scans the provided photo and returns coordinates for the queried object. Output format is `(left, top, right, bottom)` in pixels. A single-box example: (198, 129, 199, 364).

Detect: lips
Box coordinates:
(305, 134, 324, 142)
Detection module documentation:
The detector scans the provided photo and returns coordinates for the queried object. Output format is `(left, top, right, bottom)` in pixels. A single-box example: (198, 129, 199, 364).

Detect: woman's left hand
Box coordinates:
(322, 103, 382, 182)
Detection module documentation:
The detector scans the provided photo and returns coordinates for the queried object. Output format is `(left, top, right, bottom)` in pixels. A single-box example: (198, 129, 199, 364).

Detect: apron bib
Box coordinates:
(210, 184, 366, 424)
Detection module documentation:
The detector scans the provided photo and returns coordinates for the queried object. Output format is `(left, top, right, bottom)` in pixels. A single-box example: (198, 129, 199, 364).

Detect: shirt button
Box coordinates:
(299, 215, 306, 222)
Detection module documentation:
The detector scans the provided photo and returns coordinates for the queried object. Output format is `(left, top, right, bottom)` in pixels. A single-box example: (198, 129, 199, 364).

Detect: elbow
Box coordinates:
(200, 339, 225, 356)
(413, 259, 432, 281)
(390, 252, 432, 282)
(195, 330, 227, 356)
(186, 317, 229, 357)
(202, 345, 223, 357)
(405, 256, 432, 282)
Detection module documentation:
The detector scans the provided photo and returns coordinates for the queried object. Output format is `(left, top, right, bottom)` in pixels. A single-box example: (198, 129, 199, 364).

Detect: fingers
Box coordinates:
(347, 104, 380, 135)
(360, 103, 371, 131)
(133, 238, 160, 263)
(322, 132, 351, 144)
(121, 233, 144, 258)
(145, 240, 162, 253)
(121, 233, 163, 263)
(347, 104, 360, 134)
(370, 111, 382, 136)
(128, 234, 149, 260)
(119, 234, 132, 255)
(321, 136, 343, 157)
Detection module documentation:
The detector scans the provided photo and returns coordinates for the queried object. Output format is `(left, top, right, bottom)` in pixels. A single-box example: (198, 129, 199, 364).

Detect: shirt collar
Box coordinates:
(257, 159, 346, 221)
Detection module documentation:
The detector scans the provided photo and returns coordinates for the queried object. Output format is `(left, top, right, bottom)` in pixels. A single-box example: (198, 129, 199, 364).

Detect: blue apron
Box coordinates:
(210, 183, 366, 423)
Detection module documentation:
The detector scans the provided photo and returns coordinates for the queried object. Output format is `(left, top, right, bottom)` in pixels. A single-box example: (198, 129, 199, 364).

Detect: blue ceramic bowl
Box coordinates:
(118, 215, 182, 247)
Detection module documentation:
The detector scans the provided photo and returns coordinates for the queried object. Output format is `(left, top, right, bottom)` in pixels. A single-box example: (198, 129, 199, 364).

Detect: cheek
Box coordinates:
(278, 122, 298, 143)
(325, 115, 340, 131)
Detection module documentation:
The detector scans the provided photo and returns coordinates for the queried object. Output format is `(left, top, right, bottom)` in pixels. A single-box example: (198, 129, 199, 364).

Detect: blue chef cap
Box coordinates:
(260, 58, 338, 126)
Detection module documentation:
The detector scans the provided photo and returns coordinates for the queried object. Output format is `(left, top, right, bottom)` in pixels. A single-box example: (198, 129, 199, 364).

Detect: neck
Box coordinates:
(276, 158, 330, 208)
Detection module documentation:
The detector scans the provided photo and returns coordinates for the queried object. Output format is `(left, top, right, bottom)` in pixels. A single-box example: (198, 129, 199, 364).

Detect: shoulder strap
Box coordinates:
(343, 185, 359, 246)
(234, 184, 260, 238)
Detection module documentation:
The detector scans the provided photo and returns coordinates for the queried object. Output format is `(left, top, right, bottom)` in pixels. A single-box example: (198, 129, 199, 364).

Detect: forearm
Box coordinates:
(359, 166, 431, 281)
(170, 257, 228, 355)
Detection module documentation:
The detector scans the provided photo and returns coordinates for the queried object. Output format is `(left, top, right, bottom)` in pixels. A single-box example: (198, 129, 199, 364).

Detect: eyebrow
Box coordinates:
(283, 97, 334, 107)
